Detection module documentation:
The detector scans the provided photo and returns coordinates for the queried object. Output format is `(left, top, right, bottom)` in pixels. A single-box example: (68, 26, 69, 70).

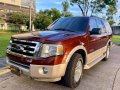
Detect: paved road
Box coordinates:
(0, 58, 6, 69)
(0, 46, 120, 90)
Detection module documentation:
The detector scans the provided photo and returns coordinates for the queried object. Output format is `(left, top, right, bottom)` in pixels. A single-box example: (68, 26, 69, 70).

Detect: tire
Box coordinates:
(62, 53, 83, 88)
(103, 46, 110, 61)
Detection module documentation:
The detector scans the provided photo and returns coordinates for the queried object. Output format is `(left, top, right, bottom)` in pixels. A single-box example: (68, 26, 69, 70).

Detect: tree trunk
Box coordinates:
(78, 5, 85, 16)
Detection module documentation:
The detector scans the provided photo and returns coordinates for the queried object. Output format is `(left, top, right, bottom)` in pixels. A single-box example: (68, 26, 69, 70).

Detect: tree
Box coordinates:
(41, 8, 62, 21)
(34, 8, 72, 30)
(50, 8, 62, 21)
(62, 0, 73, 17)
(70, 0, 117, 16)
(7, 12, 29, 25)
(106, 5, 117, 26)
(34, 13, 53, 30)
(34, 8, 62, 30)
(64, 12, 73, 17)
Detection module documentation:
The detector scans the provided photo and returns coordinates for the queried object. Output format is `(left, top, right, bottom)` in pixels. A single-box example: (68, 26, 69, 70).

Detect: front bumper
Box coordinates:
(6, 58, 67, 82)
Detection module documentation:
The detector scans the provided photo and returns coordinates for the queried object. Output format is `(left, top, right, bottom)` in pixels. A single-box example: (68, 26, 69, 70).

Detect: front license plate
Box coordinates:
(10, 66, 21, 76)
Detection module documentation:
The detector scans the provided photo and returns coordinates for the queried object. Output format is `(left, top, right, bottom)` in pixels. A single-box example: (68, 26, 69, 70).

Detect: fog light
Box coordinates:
(43, 67, 48, 74)
(38, 67, 48, 75)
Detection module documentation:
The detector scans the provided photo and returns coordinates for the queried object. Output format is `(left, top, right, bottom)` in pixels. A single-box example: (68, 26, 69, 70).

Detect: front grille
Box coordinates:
(7, 39, 41, 57)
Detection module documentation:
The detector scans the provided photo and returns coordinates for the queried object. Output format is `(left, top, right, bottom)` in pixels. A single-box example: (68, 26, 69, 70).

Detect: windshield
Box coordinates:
(48, 17, 89, 32)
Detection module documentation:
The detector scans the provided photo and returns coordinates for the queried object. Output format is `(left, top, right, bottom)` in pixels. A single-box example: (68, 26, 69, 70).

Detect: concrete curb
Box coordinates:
(0, 69, 10, 76)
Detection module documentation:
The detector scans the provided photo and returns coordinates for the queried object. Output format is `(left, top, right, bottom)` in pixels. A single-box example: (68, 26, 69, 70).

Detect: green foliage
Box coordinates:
(62, 0, 69, 12)
(34, 8, 63, 30)
(64, 12, 73, 17)
(40, 8, 62, 21)
(106, 5, 117, 25)
(62, 0, 73, 17)
(34, 8, 73, 30)
(7, 12, 29, 25)
(49, 8, 62, 21)
(34, 13, 53, 30)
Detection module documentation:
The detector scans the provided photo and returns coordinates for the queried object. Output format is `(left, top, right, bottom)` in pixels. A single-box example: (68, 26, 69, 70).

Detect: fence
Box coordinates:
(0, 23, 28, 31)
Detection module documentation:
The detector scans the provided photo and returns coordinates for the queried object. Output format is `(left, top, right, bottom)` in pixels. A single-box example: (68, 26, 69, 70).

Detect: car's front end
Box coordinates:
(6, 34, 68, 81)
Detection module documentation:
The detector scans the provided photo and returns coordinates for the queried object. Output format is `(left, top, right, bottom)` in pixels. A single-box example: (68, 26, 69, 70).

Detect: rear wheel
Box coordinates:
(62, 53, 83, 88)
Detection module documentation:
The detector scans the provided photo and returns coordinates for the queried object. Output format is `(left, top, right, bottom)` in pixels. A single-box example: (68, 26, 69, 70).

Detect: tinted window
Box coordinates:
(49, 17, 89, 32)
(47, 19, 59, 29)
(89, 17, 98, 31)
(96, 18, 106, 34)
(103, 20, 112, 34)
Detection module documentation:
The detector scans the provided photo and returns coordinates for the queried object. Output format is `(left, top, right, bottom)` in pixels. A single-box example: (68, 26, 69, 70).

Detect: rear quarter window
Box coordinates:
(102, 20, 112, 34)
(89, 17, 98, 31)
(96, 18, 106, 34)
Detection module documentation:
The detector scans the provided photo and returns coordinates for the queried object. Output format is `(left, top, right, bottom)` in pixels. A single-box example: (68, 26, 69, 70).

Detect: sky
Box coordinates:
(36, 0, 80, 15)
(36, 0, 120, 23)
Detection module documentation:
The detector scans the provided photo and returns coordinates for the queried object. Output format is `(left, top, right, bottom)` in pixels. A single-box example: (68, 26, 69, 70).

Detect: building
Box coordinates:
(0, 0, 36, 30)
(112, 25, 120, 35)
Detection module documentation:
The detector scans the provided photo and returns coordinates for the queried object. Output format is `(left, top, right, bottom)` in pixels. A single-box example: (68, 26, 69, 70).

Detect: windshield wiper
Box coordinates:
(55, 28, 75, 32)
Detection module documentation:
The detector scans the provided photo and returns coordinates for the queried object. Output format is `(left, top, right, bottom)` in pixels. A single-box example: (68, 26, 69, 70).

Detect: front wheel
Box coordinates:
(62, 53, 83, 88)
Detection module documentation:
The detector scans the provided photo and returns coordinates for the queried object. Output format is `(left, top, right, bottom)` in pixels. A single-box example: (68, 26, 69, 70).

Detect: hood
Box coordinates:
(12, 31, 84, 43)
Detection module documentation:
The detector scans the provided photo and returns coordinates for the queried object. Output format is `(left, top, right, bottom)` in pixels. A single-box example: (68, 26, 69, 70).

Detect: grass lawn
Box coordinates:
(0, 32, 15, 58)
(112, 35, 120, 43)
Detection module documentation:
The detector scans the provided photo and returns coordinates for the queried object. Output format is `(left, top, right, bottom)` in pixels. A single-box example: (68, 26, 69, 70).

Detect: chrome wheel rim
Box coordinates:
(106, 47, 110, 58)
(74, 60, 82, 82)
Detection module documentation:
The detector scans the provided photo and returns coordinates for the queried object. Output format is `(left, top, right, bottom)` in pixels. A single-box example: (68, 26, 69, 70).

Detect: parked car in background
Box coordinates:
(6, 16, 112, 88)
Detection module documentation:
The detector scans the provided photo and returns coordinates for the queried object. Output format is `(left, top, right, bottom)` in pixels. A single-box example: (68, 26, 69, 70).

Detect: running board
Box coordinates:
(84, 55, 106, 69)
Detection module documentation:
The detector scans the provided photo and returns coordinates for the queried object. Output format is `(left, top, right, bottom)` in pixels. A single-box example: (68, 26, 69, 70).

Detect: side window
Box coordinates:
(96, 19, 106, 34)
(89, 18, 98, 31)
(103, 20, 112, 34)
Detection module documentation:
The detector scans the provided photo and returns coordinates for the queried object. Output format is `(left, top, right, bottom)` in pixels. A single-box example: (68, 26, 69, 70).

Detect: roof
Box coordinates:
(112, 25, 120, 27)
(62, 16, 105, 20)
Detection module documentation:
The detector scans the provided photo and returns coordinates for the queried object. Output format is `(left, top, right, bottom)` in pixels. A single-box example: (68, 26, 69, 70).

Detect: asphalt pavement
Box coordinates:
(0, 46, 120, 90)
(0, 58, 6, 69)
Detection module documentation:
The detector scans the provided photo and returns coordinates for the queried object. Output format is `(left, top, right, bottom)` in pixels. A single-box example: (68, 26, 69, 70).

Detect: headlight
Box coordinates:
(40, 44, 64, 58)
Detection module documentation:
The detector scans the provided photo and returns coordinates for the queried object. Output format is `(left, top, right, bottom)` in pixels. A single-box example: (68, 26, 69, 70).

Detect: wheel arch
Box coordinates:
(65, 45, 87, 65)
(107, 39, 112, 46)
(75, 49, 86, 65)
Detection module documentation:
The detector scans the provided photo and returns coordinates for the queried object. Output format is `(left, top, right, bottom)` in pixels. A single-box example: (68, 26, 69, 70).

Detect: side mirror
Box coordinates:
(90, 28, 102, 35)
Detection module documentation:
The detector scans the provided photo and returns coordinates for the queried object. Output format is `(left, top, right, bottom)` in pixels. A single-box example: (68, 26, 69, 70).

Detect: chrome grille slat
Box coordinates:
(8, 39, 41, 57)
(11, 43, 36, 49)
(10, 47, 34, 54)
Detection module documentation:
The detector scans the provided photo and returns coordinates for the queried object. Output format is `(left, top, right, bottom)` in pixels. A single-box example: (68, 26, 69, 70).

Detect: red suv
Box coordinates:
(6, 16, 112, 88)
